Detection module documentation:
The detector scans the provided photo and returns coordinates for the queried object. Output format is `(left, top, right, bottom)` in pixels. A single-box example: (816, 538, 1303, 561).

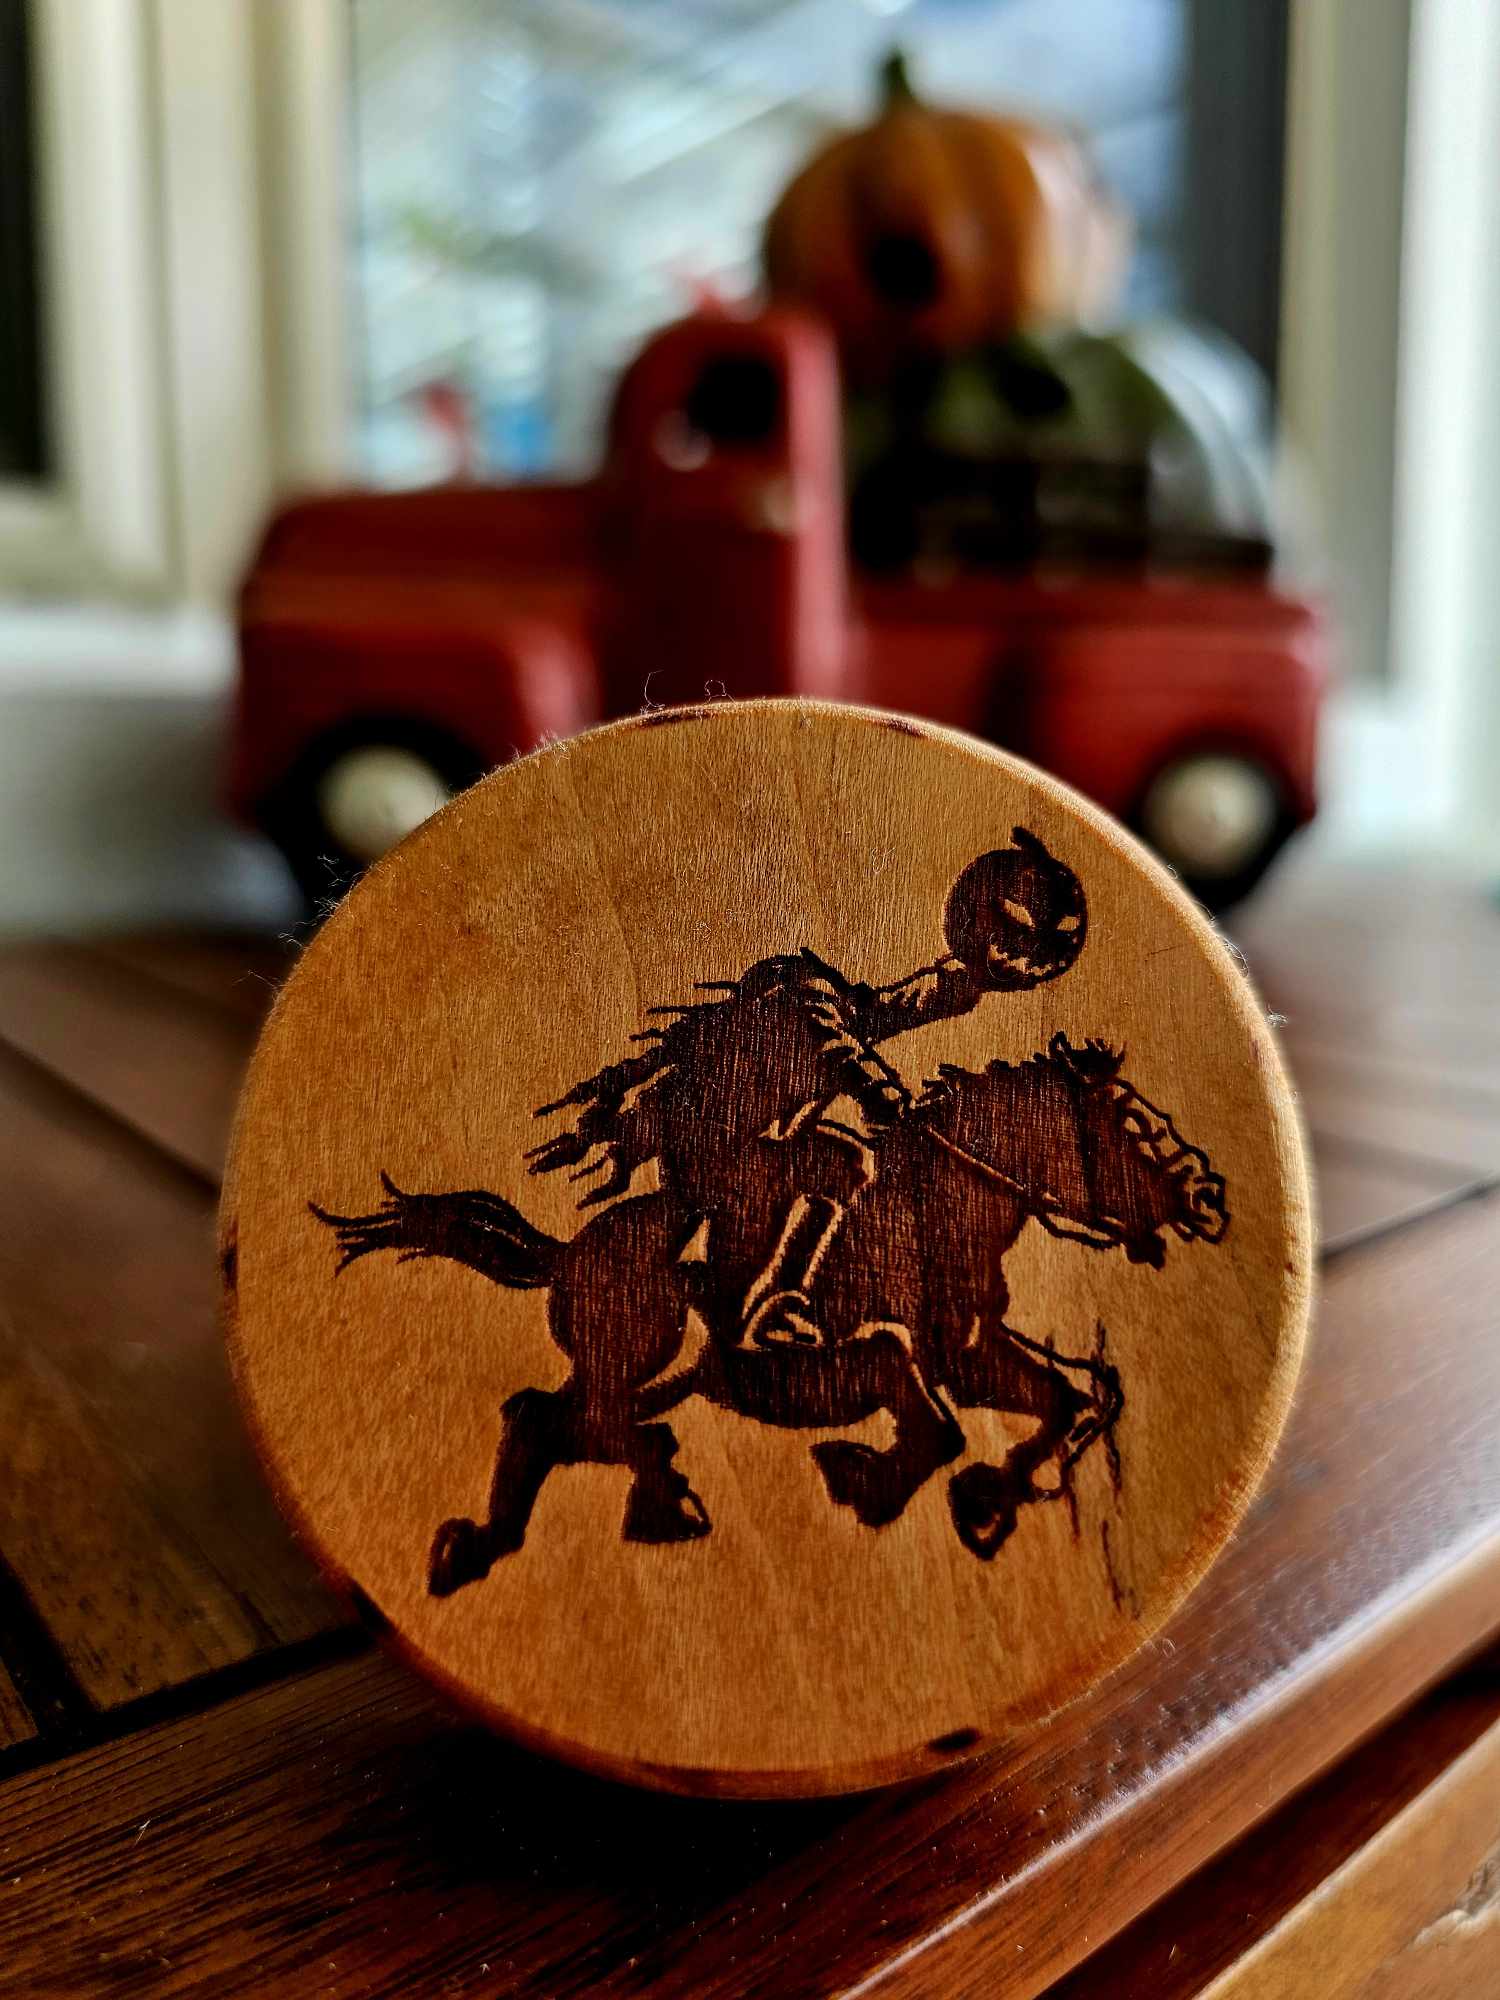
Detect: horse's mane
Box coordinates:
(914, 1033, 1125, 1114)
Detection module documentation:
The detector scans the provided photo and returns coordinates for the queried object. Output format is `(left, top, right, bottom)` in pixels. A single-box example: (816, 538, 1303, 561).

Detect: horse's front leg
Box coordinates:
(941, 1322, 1119, 1560)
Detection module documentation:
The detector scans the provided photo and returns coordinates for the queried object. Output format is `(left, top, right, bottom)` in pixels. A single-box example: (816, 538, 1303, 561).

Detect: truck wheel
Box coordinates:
(264, 726, 485, 907)
(1136, 753, 1291, 911)
(317, 746, 452, 866)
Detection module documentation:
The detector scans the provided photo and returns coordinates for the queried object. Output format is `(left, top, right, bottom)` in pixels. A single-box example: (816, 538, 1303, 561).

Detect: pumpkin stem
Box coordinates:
(879, 48, 918, 109)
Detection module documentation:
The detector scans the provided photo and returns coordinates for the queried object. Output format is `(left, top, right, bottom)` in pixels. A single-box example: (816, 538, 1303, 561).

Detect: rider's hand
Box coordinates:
(863, 1080, 911, 1129)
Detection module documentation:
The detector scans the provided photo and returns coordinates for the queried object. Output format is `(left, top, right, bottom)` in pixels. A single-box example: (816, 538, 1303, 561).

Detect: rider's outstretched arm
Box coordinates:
(841, 959, 991, 1129)
(861, 956, 988, 1040)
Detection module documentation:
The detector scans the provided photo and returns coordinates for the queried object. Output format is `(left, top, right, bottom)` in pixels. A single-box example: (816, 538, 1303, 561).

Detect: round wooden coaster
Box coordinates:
(223, 701, 1311, 1797)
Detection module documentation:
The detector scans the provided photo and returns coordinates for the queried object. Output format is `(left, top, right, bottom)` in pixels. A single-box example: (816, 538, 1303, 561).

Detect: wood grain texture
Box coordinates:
(0, 943, 256, 1181)
(0, 1659, 34, 1750)
(0, 1039, 341, 1710)
(0, 1650, 829, 2000)
(226, 703, 1310, 1795)
(1043, 1668, 1500, 1998)
(0, 1190, 1494, 1998)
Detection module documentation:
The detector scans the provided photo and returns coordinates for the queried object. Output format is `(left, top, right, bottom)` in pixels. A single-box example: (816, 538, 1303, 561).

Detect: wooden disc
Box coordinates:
(224, 701, 1311, 1797)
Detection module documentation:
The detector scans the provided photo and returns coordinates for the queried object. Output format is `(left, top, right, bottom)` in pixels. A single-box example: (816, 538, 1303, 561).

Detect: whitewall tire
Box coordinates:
(1139, 754, 1281, 885)
(315, 745, 453, 864)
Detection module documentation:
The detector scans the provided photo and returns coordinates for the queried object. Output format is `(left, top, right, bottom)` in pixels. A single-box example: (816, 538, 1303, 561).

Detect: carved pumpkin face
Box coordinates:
(944, 827, 1087, 990)
(763, 53, 1127, 384)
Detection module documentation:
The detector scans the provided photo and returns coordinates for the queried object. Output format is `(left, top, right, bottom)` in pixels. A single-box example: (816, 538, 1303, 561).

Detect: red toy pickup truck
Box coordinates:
(231, 304, 1325, 910)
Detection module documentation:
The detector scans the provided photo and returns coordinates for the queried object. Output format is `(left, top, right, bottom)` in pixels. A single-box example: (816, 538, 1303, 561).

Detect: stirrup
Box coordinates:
(743, 1288, 824, 1348)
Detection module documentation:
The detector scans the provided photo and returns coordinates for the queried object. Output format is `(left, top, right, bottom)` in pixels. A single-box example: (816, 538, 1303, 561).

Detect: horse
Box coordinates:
(312, 1033, 1228, 1592)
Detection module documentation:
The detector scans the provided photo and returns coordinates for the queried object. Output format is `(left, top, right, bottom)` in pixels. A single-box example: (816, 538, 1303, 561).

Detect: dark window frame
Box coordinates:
(0, 0, 49, 481)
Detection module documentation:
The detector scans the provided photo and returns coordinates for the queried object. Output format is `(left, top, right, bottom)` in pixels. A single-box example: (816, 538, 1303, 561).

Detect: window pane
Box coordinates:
(347, 0, 1280, 486)
(0, 0, 49, 482)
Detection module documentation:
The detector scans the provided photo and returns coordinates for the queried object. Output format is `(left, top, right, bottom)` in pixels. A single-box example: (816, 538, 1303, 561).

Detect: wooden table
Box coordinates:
(0, 861, 1496, 1997)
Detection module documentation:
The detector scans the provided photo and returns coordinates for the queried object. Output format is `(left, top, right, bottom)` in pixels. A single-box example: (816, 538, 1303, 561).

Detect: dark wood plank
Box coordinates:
(0, 944, 258, 1182)
(1231, 864, 1500, 1048)
(1284, 1023, 1500, 1109)
(1, 1191, 1495, 1998)
(1290, 1045, 1500, 1177)
(0, 1650, 852, 2000)
(0, 1660, 33, 1750)
(1232, 863, 1500, 1179)
(0, 1040, 341, 1713)
(89, 933, 293, 1026)
(1042, 1664, 1500, 1997)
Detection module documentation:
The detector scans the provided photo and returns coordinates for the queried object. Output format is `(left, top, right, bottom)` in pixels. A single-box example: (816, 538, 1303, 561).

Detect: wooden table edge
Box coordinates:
(847, 1533, 1500, 1999)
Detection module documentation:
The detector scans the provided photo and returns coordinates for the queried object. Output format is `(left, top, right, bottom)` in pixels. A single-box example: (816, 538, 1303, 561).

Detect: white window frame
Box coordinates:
(1276, 0, 1500, 863)
(1, 0, 172, 596)
(252, 0, 350, 494)
(0, 0, 348, 607)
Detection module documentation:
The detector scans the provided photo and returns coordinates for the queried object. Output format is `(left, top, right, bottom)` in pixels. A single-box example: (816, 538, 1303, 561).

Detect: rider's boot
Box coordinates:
(741, 1195, 843, 1347)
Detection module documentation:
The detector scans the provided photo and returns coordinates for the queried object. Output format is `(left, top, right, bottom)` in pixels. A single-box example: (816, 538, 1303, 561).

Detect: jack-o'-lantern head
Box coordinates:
(944, 827, 1087, 990)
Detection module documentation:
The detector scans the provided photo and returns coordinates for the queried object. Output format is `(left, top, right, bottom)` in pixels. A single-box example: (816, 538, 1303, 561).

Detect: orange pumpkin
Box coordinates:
(764, 53, 1128, 381)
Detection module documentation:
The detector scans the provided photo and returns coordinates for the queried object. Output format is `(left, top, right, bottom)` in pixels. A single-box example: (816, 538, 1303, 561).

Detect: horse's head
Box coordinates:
(1049, 1034, 1228, 1266)
(916, 1035, 1228, 1266)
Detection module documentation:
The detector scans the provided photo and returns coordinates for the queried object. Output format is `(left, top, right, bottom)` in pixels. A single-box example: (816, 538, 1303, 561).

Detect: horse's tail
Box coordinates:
(311, 1174, 563, 1290)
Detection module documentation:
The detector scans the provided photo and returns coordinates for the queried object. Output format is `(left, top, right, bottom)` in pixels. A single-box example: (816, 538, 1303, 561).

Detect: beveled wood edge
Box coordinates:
(836, 1535, 1500, 2000)
(1041, 1652, 1500, 1996)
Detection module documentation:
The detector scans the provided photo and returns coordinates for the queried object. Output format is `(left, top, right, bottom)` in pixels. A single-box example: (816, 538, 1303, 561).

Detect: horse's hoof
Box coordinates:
(624, 1486, 712, 1545)
(948, 1465, 1020, 1561)
(427, 1516, 493, 1596)
(812, 1441, 912, 1528)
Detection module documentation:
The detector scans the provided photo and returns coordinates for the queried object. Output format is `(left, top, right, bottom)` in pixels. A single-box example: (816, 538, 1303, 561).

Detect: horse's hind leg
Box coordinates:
(559, 1228, 711, 1547)
(943, 1326, 1118, 1560)
(429, 1385, 570, 1595)
(428, 1385, 709, 1595)
(618, 1422, 711, 1545)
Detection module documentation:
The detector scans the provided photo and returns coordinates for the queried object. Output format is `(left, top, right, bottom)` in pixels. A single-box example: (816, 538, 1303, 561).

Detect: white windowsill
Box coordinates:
(0, 602, 299, 939)
(0, 601, 236, 692)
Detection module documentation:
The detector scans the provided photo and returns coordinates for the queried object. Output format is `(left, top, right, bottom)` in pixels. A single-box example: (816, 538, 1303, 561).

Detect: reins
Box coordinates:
(923, 1123, 1122, 1252)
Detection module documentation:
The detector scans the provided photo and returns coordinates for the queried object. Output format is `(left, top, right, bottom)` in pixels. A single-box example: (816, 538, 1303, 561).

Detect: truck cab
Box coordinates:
(232, 301, 1324, 908)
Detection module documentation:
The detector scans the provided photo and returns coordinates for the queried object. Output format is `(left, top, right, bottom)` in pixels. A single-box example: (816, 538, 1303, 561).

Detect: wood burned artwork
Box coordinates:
(224, 701, 1311, 1797)
(315, 850, 1224, 1589)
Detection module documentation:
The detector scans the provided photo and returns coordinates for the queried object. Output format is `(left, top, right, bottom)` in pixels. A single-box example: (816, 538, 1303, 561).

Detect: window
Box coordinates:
(346, 0, 1289, 487)
(0, 0, 48, 483)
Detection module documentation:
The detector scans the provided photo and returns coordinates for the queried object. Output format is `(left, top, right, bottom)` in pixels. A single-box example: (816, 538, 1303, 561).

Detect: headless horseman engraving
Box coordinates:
(314, 828, 1230, 1595)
